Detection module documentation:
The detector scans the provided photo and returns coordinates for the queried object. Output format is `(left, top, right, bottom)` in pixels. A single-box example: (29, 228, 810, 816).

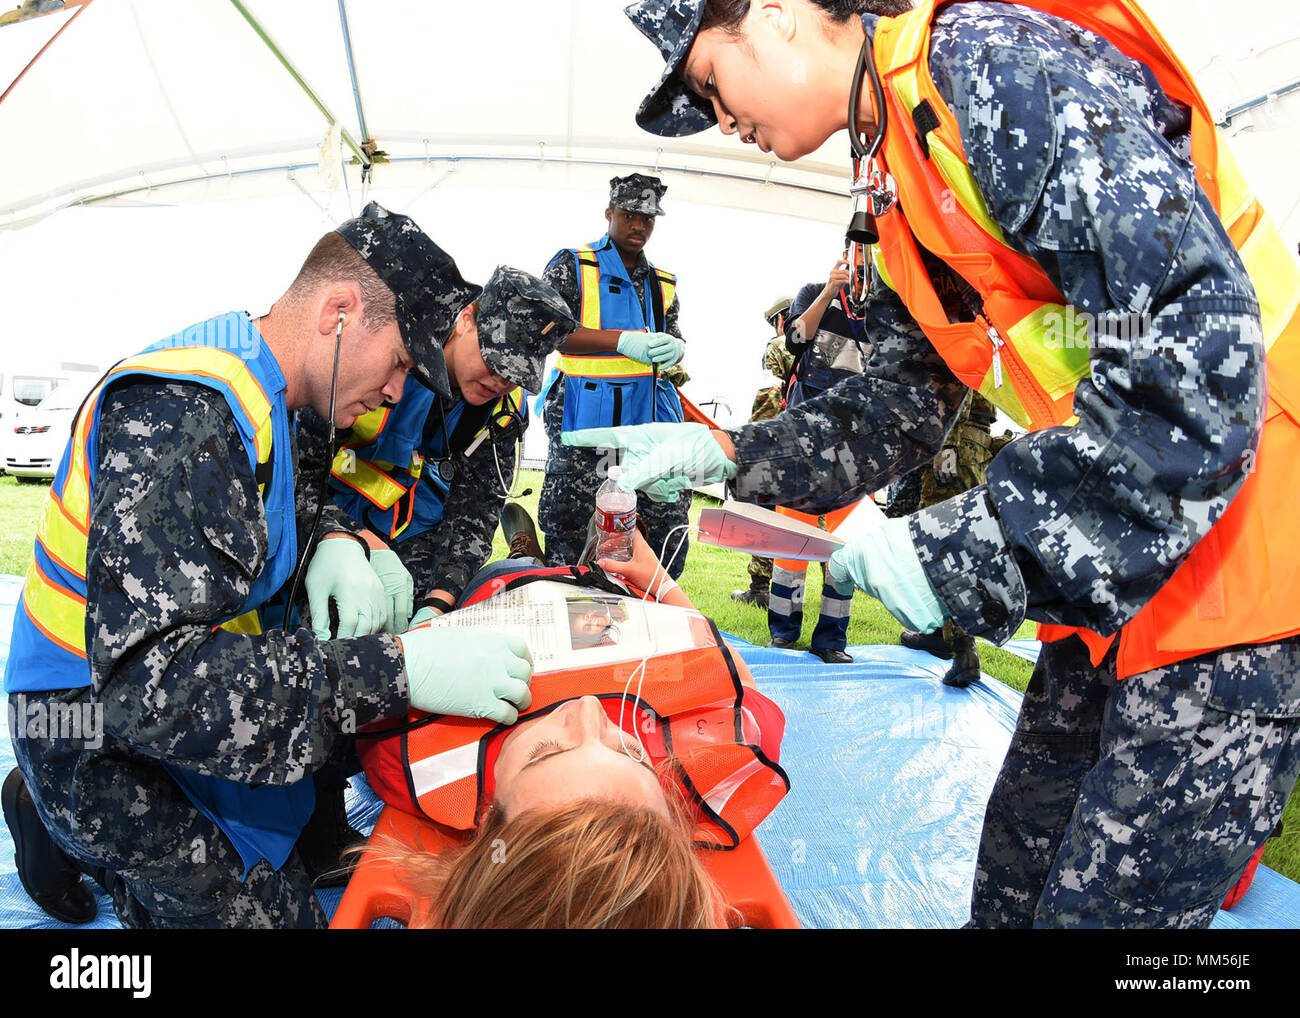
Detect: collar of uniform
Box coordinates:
(596, 234, 651, 280)
(241, 311, 287, 396)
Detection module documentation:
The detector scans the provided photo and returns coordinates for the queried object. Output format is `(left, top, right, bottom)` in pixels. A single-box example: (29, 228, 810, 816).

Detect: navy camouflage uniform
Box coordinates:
(539, 194, 691, 577)
(766, 281, 872, 653)
(717, 4, 1297, 926)
(741, 333, 795, 590)
(11, 382, 407, 928)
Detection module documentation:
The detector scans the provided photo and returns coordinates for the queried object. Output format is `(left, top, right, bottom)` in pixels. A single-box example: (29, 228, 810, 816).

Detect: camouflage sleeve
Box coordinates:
(782, 282, 822, 358)
(726, 283, 968, 510)
(85, 380, 408, 786)
(291, 405, 366, 551)
(407, 420, 518, 600)
(908, 8, 1265, 643)
(665, 287, 682, 341)
(543, 250, 582, 321)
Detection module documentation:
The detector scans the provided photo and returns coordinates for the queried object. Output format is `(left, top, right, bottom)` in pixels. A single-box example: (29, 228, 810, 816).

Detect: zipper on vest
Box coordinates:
(975, 312, 1056, 428)
(987, 324, 1005, 389)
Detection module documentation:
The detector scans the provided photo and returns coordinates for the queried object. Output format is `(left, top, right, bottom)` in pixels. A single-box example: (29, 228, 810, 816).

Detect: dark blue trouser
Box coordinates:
(767, 565, 852, 650)
(970, 634, 1300, 928)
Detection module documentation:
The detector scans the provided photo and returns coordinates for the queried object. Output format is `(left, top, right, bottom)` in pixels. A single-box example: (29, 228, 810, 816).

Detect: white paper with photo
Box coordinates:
(422, 581, 706, 673)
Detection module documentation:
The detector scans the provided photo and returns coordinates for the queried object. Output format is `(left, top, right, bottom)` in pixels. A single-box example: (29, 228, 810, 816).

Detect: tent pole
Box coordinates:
(228, 0, 371, 170)
(0, 0, 94, 108)
(337, 0, 370, 146)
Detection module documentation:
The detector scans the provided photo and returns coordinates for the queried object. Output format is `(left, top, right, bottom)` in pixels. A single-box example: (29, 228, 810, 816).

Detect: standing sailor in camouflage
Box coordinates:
(1, 203, 534, 928)
(766, 263, 874, 663)
(899, 390, 1008, 686)
(538, 174, 692, 576)
(574, 0, 1300, 928)
(297, 266, 577, 626)
(732, 296, 794, 608)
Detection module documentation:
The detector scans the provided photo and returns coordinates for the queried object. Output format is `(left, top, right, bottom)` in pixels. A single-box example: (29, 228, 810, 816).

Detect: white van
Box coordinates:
(0, 372, 65, 475)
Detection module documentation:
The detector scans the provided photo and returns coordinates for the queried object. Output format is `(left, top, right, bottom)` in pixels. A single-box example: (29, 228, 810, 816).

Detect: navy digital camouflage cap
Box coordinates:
(335, 202, 480, 397)
(476, 266, 579, 393)
(609, 173, 668, 216)
(624, 0, 715, 138)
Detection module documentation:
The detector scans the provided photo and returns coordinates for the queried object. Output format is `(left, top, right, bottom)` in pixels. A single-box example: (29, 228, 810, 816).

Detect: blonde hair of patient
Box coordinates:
(376, 779, 731, 929)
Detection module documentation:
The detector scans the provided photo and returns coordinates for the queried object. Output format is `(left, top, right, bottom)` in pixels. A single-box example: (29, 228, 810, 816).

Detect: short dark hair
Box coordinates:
(701, 0, 914, 34)
(285, 232, 397, 332)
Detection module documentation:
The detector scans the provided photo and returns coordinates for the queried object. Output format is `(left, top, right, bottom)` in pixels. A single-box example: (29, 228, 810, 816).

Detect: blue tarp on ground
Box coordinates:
(2, 572, 1296, 929)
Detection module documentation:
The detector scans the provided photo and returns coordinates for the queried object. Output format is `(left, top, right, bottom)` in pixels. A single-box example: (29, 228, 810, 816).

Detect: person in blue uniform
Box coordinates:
(538, 173, 692, 577)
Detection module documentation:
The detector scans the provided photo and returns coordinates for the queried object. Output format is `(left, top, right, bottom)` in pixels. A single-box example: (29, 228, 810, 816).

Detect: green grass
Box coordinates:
(0, 474, 49, 577)
(3, 468, 1295, 887)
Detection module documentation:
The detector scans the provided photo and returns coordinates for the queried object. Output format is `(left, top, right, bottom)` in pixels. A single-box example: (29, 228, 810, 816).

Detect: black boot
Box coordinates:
(2, 767, 98, 924)
(900, 627, 953, 660)
(501, 502, 547, 565)
(731, 577, 770, 609)
(812, 647, 854, 664)
(295, 774, 367, 888)
(768, 637, 796, 649)
(942, 633, 982, 688)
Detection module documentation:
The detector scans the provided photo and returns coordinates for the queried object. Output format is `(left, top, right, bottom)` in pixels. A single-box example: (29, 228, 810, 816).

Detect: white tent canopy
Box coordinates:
(1, 0, 1298, 240)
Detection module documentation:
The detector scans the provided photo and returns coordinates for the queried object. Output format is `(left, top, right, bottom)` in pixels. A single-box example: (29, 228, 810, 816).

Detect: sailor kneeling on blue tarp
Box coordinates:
(0, 204, 536, 929)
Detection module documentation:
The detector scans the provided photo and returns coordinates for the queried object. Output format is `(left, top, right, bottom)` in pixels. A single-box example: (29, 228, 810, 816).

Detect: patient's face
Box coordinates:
(493, 696, 669, 820)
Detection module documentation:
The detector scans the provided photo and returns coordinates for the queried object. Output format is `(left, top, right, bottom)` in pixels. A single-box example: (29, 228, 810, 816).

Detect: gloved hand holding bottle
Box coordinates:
(563, 422, 736, 502)
(305, 535, 389, 639)
(398, 626, 534, 725)
(617, 330, 685, 368)
(826, 516, 948, 633)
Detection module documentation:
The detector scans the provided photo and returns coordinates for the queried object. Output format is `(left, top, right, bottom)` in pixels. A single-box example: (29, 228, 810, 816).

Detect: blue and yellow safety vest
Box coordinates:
(554, 235, 683, 430)
(3, 313, 310, 876)
(328, 375, 526, 542)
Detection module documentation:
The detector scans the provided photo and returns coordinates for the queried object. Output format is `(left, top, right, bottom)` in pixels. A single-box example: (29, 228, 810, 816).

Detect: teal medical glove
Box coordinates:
(306, 537, 389, 639)
(826, 517, 948, 633)
(369, 548, 414, 633)
(408, 605, 439, 628)
(399, 627, 534, 725)
(617, 331, 685, 368)
(562, 423, 736, 503)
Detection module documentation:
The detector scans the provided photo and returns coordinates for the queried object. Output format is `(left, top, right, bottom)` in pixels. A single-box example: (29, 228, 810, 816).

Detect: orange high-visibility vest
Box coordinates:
(357, 566, 789, 848)
(870, 0, 1300, 678)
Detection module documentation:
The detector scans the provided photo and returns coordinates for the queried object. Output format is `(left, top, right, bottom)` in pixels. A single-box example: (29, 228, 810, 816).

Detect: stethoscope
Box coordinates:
(428, 387, 532, 501)
(845, 27, 897, 317)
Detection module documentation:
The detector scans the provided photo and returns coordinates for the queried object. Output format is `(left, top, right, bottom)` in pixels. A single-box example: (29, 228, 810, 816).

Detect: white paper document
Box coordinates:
(413, 581, 711, 674)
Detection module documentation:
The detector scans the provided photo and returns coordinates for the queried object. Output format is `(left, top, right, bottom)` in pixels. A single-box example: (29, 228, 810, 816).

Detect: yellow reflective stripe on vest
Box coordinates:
(110, 348, 274, 463)
(220, 610, 263, 637)
(348, 406, 391, 446)
(59, 386, 101, 532)
(555, 354, 655, 377)
(36, 494, 88, 581)
(889, 63, 1006, 245)
(1238, 210, 1300, 352)
(577, 245, 602, 329)
(658, 272, 676, 312)
(22, 556, 87, 658)
(332, 453, 409, 510)
(1006, 304, 1092, 402)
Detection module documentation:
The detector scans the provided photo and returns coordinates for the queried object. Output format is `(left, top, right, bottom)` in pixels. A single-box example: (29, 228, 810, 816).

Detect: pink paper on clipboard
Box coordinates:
(697, 501, 846, 561)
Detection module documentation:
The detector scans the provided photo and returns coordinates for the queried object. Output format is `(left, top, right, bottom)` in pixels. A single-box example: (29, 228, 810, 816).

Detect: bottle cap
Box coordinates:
(607, 465, 622, 483)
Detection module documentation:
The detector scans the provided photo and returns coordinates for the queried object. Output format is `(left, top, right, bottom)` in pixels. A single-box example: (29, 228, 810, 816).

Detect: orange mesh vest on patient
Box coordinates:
(357, 566, 790, 848)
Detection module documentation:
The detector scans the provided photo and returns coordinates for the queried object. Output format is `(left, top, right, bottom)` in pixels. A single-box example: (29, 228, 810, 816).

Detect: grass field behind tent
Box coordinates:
(2, 470, 1295, 887)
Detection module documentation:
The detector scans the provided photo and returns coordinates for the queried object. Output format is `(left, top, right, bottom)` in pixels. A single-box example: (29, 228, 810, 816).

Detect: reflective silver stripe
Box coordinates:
(818, 591, 854, 620)
(703, 758, 768, 816)
(408, 740, 480, 798)
(767, 593, 796, 615)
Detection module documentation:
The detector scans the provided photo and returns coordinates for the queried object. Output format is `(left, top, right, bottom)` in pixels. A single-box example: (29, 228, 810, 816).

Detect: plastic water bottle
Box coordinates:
(595, 466, 637, 562)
